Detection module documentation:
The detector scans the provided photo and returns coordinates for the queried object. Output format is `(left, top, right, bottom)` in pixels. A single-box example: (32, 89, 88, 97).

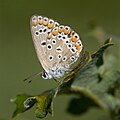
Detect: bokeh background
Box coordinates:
(0, 0, 120, 120)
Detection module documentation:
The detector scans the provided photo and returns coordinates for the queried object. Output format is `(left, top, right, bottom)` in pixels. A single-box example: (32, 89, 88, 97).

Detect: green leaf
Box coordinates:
(34, 89, 55, 119)
(71, 38, 114, 90)
(11, 89, 55, 119)
(64, 38, 120, 118)
(11, 94, 33, 118)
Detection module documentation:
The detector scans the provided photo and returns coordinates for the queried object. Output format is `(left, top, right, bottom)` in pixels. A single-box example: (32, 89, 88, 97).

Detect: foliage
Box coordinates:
(11, 38, 120, 119)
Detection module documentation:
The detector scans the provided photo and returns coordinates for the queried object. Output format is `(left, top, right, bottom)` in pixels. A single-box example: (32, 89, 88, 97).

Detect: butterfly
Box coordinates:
(30, 15, 83, 81)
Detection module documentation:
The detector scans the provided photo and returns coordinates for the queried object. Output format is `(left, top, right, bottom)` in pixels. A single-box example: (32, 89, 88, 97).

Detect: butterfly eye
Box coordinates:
(43, 17, 48, 26)
(64, 26, 71, 34)
(42, 72, 49, 79)
(48, 19, 54, 28)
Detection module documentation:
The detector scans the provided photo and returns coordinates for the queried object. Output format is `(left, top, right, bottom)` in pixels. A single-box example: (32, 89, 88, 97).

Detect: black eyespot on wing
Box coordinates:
(52, 39, 56, 45)
(57, 48, 61, 51)
(39, 29, 42, 33)
(63, 36, 65, 39)
(35, 31, 39, 35)
(43, 29, 47, 33)
(41, 41, 46, 46)
(66, 40, 69, 43)
(47, 44, 52, 50)
(56, 47, 63, 53)
(50, 56, 53, 59)
(71, 48, 76, 53)
(58, 55, 61, 58)
(70, 56, 76, 61)
(63, 57, 66, 60)
(62, 56, 67, 61)
(58, 54, 62, 59)
(58, 36, 61, 38)
(53, 41, 55, 43)
(48, 45, 51, 49)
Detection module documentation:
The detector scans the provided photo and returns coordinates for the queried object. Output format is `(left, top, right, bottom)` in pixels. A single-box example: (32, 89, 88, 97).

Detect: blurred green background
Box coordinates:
(0, 0, 120, 120)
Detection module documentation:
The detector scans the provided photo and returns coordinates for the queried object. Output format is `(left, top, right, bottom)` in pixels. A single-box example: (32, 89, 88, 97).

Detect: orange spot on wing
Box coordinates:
(47, 34, 52, 39)
(69, 31, 75, 37)
(64, 29, 70, 34)
(32, 22, 37, 26)
(43, 21, 48, 26)
(48, 23, 54, 28)
(71, 37, 77, 42)
(74, 44, 81, 51)
(52, 30, 58, 36)
(58, 28, 63, 33)
(38, 20, 43, 25)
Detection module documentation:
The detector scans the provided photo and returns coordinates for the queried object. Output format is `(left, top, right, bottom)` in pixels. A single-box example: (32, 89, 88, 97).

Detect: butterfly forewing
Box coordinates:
(30, 16, 51, 73)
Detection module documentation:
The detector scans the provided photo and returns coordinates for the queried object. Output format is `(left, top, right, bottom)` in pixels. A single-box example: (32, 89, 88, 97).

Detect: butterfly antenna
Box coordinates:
(23, 72, 42, 83)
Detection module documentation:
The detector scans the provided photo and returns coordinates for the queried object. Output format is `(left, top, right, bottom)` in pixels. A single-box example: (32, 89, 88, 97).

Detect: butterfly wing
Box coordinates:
(30, 15, 83, 79)
(30, 15, 50, 73)
(45, 25, 83, 78)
